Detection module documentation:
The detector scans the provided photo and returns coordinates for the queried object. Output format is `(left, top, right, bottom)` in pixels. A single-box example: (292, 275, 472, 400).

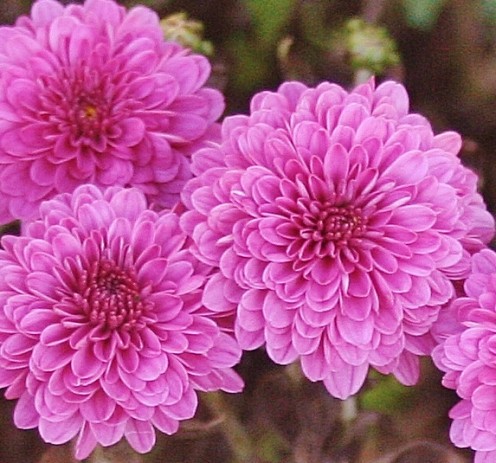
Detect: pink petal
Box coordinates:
(71, 343, 105, 379)
(125, 419, 156, 453)
(79, 389, 116, 423)
(118, 118, 146, 146)
(392, 351, 420, 385)
(164, 386, 197, 420)
(33, 344, 73, 371)
(152, 407, 180, 434)
(13, 392, 39, 429)
(38, 413, 83, 444)
(323, 362, 369, 399)
(75, 423, 98, 460)
(31, 0, 64, 26)
(90, 421, 125, 447)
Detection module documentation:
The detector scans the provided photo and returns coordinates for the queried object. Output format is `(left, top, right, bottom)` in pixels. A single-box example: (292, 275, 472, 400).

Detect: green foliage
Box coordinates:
(227, 0, 298, 99)
(341, 18, 401, 75)
(402, 0, 448, 31)
(254, 428, 289, 462)
(245, 0, 297, 49)
(360, 372, 414, 415)
(160, 12, 214, 56)
(226, 33, 273, 94)
(299, 0, 334, 50)
(482, 0, 496, 25)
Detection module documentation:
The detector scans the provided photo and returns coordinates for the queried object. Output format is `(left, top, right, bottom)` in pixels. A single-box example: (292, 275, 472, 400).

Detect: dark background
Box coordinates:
(0, 0, 494, 461)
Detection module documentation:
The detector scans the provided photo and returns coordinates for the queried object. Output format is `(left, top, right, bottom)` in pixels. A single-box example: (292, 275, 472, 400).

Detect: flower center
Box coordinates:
(75, 259, 145, 331)
(297, 201, 366, 243)
(39, 67, 115, 147)
(73, 98, 105, 140)
(286, 199, 367, 261)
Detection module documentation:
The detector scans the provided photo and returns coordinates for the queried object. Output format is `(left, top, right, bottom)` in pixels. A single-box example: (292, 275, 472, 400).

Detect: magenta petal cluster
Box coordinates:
(181, 78, 495, 399)
(0, 185, 243, 459)
(433, 249, 496, 463)
(0, 0, 224, 223)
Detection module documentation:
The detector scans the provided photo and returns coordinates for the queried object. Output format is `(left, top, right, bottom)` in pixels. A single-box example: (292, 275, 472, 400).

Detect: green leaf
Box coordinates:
(227, 33, 272, 94)
(402, 0, 448, 31)
(482, 0, 496, 25)
(360, 372, 414, 414)
(299, 1, 333, 49)
(245, 0, 297, 48)
(255, 428, 289, 462)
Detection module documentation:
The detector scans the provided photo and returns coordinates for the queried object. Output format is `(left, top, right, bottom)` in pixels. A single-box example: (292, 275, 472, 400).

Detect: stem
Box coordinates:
(341, 396, 358, 424)
(354, 68, 374, 85)
(202, 392, 255, 463)
(86, 442, 143, 463)
(87, 446, 109, 463)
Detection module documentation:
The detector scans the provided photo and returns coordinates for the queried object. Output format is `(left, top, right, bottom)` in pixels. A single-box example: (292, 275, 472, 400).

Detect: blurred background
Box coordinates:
(1, 0, 495, 462)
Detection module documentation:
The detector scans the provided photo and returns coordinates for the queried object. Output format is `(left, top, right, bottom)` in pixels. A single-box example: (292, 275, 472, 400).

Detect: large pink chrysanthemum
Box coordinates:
(0, 185, 242, 459)
(180, 79, 494, 399)
(0, 0, 224, 223)
(433, 249, 496, 463)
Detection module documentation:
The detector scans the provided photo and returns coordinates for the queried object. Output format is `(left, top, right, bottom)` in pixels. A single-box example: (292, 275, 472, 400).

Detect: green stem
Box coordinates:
(341, 395, 358, 423)
(203, 392, 255, 463)
(354, 68, 374, 85)
(85, 442, 143, 463)
(87, 446, 108, 463)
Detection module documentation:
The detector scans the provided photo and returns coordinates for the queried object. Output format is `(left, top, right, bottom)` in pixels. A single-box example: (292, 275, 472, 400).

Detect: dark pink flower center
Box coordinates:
(40, 67, 120, 148)
(286, 200, 367, 261)
(72, 96, 106, 140)
(75, 259, 144, 331)
(298, 201, 366, 242)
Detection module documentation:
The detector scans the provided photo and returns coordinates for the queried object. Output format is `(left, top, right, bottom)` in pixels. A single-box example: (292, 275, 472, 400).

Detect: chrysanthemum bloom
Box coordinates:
(433, 249, 496, 463)
(0, 0, 224, 223)
(180, 79, 494, 399)
(0, 185, 243, 459)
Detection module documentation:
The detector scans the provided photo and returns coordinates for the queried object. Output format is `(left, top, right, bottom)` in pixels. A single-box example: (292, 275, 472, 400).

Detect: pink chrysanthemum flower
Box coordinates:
(0, 0, 224, 223)
(180, 79, 494, 399)
(0, 185, 243, 460)
(433, 249, 496, 463)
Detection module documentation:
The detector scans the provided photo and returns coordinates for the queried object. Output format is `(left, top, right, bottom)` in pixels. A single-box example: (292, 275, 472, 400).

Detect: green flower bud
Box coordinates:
(160, 12, 214, 56)
(342, 18, 400, 75)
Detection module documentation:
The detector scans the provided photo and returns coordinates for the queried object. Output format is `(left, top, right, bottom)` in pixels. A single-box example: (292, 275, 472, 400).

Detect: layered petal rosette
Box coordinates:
(0, 0, 224, 223)
(181, 79, 494, 399)
(0, 185, 242, 459)
(433, 249, 496, 463)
